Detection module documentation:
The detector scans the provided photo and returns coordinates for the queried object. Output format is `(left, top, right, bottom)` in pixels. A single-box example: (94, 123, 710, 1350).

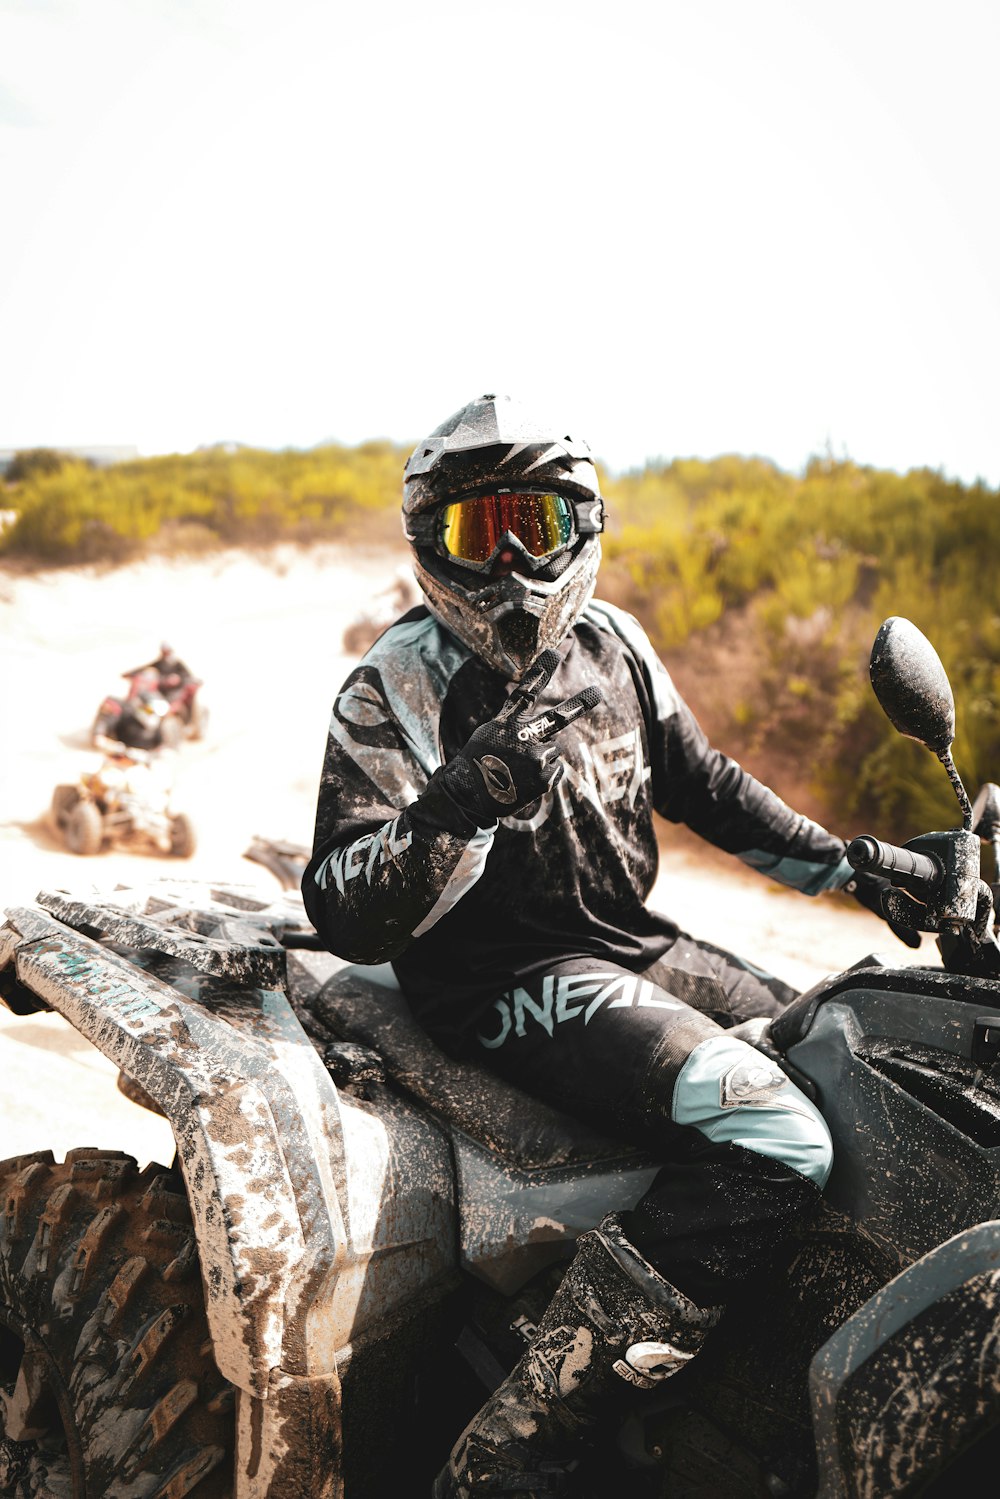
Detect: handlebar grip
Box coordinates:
(847, 835, 942, 892)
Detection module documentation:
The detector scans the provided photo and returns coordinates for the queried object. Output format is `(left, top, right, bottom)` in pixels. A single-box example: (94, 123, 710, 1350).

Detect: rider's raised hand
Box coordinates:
(440, 650, 602, 821)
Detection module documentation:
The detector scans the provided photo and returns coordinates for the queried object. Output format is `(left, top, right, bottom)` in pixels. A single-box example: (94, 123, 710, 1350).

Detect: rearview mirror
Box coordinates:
(869, 616, 956, 754)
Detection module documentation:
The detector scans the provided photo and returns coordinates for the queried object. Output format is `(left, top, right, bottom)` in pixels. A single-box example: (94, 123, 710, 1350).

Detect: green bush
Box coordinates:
(0, 441, 408, 561)
(599, 455, 1000, 836)
(4, 447, 75, 483)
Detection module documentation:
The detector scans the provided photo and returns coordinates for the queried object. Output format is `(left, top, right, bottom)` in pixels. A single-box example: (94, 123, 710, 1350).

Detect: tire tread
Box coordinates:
(0, 1152, 233, 1497)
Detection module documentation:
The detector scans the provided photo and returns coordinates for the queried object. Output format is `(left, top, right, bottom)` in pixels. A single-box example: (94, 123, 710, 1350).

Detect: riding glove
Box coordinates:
(843, 868, 922, 948)
(438, 650, 603, 823)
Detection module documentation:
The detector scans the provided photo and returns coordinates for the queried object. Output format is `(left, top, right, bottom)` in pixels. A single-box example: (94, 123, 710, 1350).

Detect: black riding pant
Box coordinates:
(468, 935, 830, 1307)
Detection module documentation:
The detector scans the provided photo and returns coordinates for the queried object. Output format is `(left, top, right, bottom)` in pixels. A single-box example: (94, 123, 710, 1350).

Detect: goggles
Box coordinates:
(439, 491, 578, 572)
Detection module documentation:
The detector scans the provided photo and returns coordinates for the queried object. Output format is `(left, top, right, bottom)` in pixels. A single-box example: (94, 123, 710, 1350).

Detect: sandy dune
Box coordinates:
(0, 544, 930, 1167)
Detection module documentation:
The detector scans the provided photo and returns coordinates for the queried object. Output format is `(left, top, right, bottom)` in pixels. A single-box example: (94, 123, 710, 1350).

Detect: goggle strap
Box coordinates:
(573, 498, 605, 534)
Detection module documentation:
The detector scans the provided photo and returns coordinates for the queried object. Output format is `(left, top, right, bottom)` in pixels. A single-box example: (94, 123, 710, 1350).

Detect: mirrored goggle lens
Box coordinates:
(440, 493, 574, 564)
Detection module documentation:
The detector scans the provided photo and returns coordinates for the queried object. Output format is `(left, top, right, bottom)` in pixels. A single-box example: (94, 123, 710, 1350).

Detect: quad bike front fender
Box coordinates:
(0, 897, 350, 1398)
(811, 1218, 1000, 1496)
(0, 893, 449, 1498)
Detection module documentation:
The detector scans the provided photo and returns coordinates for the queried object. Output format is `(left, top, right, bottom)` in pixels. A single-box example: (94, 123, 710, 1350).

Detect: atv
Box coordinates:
(2, 617, 1000, 1497)
(50, 745, 197, 858)
(92, 667, 208, 751)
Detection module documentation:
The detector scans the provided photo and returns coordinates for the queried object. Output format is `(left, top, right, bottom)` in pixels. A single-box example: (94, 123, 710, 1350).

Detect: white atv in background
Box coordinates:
(50, 745, 196, 858)
(2, 618, 1000, 1497)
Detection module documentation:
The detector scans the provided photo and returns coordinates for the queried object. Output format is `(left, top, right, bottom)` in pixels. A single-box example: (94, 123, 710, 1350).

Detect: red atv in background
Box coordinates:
(91, 665, 208, 750)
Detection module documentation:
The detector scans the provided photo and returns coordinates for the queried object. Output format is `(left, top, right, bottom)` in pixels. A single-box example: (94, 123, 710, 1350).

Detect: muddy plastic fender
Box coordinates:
(811, 1219, 1000, 1496)
(0, 889, 456, 1499)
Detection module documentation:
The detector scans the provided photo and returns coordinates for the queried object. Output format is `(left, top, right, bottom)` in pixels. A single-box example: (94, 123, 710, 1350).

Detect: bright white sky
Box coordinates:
(1, 0, 998, 482)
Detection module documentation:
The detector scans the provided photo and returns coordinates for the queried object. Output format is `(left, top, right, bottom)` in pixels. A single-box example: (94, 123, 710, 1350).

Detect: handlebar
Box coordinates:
(846, 835, 943, 896)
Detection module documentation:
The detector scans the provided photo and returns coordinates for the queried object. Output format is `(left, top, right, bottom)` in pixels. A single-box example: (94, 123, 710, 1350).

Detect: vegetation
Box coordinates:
(4, 447, 77, 484)
(0, 441, 408, 561)
(598, 455, 1000, 837)
(3, 442, 997, 834)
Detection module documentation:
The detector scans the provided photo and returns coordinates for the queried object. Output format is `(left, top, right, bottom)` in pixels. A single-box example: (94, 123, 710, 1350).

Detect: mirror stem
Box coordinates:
(938, 748, 974, 831)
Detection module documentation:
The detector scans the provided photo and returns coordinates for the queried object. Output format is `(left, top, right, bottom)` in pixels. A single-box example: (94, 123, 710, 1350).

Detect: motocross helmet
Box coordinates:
(403, 394, 605, 677)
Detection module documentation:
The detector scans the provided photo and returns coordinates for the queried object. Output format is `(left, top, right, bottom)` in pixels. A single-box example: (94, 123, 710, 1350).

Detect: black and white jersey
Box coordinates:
(303, 600, 851, 1053)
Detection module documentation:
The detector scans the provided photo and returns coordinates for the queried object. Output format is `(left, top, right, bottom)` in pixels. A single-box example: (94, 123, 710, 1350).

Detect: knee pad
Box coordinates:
(670, 1035, 833, 1188)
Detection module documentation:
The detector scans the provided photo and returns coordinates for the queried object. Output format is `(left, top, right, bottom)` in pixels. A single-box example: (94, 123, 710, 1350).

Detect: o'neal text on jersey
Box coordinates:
(316, 815, 414, 894)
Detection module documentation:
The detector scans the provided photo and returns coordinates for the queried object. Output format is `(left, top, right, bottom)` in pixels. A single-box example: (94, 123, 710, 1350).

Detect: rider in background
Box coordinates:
(127, 642, 194, 702)
(302, 394, 919, 1497)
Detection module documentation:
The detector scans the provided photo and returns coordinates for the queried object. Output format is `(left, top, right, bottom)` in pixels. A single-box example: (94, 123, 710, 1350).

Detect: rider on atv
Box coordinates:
(302, 395, 919, 1497)
(127, 641, 195, 702)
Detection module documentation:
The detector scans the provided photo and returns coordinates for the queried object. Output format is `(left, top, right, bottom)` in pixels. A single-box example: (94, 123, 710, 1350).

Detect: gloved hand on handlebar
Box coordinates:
(439, 650, 603, 823)
(843, 868, 922, 948)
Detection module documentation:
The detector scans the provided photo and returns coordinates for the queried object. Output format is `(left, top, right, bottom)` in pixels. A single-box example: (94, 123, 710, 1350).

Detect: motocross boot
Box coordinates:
(432, 1213, 721, 1497)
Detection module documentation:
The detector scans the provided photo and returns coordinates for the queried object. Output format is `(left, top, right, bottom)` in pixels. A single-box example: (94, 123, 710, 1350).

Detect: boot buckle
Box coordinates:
(614, 1340, 696, 1388)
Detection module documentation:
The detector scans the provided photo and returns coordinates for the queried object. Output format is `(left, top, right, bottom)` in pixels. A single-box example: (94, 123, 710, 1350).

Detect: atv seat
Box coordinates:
(315, 963, 650, 1174)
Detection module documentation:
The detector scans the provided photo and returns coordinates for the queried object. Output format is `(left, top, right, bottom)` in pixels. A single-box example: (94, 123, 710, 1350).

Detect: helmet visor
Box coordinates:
(439, 492, 574, 568)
